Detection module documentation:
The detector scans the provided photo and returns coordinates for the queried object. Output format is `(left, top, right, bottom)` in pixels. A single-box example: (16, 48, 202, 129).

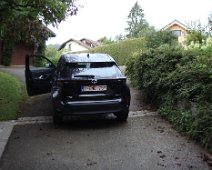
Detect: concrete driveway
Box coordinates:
(0, 115, 210, 170)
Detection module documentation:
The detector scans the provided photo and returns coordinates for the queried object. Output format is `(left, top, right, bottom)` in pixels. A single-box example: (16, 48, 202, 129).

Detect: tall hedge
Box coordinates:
(126, 45, 212, 151)
(90, 38, 145, 65)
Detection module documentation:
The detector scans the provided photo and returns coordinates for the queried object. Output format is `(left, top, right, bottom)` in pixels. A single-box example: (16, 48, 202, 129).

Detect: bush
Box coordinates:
(126, 45, 212, 151)
(2, 41, 13, 66)
(45, 45, 64, 65)
(144, 30, 178, 49)
(90, 38, 145, 65)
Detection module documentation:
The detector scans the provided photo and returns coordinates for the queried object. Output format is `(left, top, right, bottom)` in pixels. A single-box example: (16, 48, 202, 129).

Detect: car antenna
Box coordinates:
(87, 53, 90, 58)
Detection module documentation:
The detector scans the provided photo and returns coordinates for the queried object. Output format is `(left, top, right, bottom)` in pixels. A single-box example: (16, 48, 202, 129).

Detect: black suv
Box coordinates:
(25, 53, 131, 123)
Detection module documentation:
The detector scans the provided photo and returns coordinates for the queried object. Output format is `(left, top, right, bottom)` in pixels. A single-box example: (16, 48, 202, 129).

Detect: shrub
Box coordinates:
(126, 45, 212, 151)
(45, 45, 63, 65)
(144, 30, 178, 49)
(2, 41, 13, 66)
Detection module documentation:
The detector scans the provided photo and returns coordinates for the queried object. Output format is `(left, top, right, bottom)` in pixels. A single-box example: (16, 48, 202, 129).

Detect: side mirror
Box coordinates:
(45, 62, 56, 69)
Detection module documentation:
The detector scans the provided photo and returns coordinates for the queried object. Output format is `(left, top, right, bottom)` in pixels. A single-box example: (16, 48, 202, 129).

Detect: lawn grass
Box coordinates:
(0, 72, 27, 121)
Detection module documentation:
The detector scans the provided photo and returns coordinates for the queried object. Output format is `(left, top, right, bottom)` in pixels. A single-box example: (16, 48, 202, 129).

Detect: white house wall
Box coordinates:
(64, 42, 89, 52)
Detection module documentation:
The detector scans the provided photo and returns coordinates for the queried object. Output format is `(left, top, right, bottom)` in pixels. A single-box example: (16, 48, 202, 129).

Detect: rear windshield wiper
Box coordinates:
(74, 75, 95, 78)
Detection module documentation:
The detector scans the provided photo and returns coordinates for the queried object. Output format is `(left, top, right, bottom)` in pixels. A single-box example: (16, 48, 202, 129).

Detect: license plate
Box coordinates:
(81, 85, 107, 92)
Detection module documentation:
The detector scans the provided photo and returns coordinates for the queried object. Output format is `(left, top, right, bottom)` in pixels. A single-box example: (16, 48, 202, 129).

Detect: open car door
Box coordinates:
(25, 55, 56, 96)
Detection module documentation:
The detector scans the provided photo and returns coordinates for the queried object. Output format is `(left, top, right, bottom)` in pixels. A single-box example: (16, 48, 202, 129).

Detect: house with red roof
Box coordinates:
(58, 38, 100, 52)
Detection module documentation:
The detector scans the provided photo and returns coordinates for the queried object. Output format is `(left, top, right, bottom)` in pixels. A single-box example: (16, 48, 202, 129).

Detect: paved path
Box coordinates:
(0, 114, 211, 170)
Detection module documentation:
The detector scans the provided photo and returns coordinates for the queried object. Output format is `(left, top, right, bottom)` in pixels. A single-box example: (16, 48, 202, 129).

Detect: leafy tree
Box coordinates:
(209, 13, 212, 31)
(186, 21, 208, 45)
(0, 0, 79, 65)
(138, 25, 155, 38)
(45, 44, 62, 64)
(99, 37, 115, 45)
(186, 30, 206, 45)
(144, 29, 178, 49)
(125, 1, 148, 38)
(0, 0, 79, 42)
(0, 0, 78, 26)
(114, 34, 126, 42)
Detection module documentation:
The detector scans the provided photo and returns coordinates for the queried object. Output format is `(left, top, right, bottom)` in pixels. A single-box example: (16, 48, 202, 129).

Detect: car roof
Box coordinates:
(61, 53, 115, 63)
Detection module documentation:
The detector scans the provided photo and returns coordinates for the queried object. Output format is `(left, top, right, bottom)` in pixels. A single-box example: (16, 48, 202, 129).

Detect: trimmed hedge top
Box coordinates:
(90, 38, 145, 65)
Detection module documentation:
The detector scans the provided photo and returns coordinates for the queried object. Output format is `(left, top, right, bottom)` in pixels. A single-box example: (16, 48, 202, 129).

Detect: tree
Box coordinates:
(114, 34, 126, 42)
(144, 30, 178, 48)
(99, 37, 115, 45)
(186, 21, 208, 45)
(45, 44, 63, 64)
(0, 0, 78, 26)
(0, 0, 79, 65)
(209, 13, 212, 31)
(125, 1, 148, 38)
(0, 0, 79, 42)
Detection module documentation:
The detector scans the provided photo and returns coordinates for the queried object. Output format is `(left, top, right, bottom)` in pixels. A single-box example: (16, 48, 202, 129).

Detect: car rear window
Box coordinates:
(62, 62, 123, 79)
(67, 62, 115, 68)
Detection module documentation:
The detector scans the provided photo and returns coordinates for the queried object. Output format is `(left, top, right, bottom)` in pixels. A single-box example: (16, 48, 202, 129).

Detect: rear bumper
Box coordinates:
(54, 98, 129, 115)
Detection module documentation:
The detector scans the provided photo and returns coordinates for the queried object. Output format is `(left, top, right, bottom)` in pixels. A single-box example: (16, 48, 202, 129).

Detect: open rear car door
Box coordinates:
(25, 55, 56, 96)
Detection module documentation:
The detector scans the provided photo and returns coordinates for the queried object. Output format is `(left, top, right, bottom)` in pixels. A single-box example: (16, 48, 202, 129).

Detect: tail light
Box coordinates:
(56, 80, 65, 86)
(125, 96, 130, 106)
(53, 99, 60, 108)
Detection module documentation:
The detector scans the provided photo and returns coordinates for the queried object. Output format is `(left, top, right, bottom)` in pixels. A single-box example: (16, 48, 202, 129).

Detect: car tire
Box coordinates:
(53, 114, 62, 124)
(115, 111, 129, 122)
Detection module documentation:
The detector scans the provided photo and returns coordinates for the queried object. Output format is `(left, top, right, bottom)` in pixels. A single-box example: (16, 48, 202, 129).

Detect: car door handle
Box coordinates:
(38, 74, 47, 79)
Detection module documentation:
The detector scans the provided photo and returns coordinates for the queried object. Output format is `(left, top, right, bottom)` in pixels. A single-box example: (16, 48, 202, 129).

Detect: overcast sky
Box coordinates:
(47, 0, 212, 45)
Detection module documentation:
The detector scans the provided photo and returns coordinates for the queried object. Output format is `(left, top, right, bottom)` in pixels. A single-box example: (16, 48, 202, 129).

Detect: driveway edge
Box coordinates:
(0, 111, 158, 160)
(0, 121, 15, 159)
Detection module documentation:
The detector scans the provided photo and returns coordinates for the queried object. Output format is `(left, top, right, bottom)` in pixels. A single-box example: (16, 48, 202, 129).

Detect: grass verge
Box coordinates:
(0, 72, 27, 121)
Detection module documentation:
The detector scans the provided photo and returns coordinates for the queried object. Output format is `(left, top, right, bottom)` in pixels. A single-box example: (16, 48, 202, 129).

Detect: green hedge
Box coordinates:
(126, 45, 212, 151)
(45, 38, 145, 66)
(2, 41, 13, 66)
(90, 38, 145, 65)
